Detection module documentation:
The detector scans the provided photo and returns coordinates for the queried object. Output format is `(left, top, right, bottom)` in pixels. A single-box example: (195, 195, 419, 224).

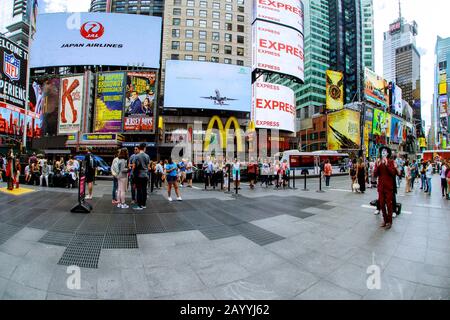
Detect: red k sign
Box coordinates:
(80, 21, 105, 40)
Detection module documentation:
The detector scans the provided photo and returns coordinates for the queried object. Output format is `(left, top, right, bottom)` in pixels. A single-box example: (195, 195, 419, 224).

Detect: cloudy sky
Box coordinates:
(40, 0, 450, 130)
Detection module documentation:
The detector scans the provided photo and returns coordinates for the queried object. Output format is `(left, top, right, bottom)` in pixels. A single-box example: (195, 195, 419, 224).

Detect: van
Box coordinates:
(74, 154, 111, 175)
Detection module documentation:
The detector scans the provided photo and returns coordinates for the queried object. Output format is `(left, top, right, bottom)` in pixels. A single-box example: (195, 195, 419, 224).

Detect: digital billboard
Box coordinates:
(58, 75, 84, 134)
(94, 72, 125, 133)
(372, 108, 386, 136)
(390, 117, 402, 144)
(326, 70, 344, 111)
(252, 20, 304, 82)
(390, 83, 403, 116)
(164, 60, 252, 112)
(252, 81, 296, 132)
(0, 35, 29, 109)
(439, 95, 448, 117)
(30, 13, 162, 69)
(253, 0, 304, 34)
(124, 72, 157, 133)
(364, 68, 389, 109)
(37, 78, 60, 137)
(327, 109, 361, 151)
(364, 120, 372, 157)
(0, 104, 42, 138)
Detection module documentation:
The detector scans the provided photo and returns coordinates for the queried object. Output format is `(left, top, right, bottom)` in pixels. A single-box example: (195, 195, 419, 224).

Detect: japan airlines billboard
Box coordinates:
(252, 81, 296, 133)
(253, 0, 304, 34)
(252, 20, 304, 82)
(30, 13, 162, 68)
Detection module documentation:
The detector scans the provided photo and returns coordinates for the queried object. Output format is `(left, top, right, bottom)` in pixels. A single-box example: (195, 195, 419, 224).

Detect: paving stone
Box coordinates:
(393, 244, 427, 263)
(168, 289, 216, 300)
(10, 227, 47, 242)
(120, 268, 152, 299)
(2, 280, 47, 300)
(47, 266, 98, 299)
(98, 249, 144, 270)
(195, 258, 251, 288)
(295, 280, 362, 300)
(293, 250, 346, 278)
(0, 251, 23, 279)
(412, 284, 450, 300)
(0, 238, 37, 257)
(425, 250, 450, 268)
(326, 262, 370, 296)
(96, 268, 124, 300)
(10, 259, 56, 291)
(363, 275, 417, 300)
(212, 279, 283, 300)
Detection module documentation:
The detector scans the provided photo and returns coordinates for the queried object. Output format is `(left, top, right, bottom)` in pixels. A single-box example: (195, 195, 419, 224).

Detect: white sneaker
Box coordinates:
(168, 197, 173, 202)
(121, 204, 129, 209)
(117, 203, 122, 208)
(393, 213, 397, 218)
(177, 197, 183, 201)
(374, 210, 380, 215)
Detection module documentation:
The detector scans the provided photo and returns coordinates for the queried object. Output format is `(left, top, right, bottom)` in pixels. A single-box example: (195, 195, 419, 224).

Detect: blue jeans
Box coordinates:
(421, 174, 426, 189)
(426, 178, 432, 193)
(112, 177, 118, 201)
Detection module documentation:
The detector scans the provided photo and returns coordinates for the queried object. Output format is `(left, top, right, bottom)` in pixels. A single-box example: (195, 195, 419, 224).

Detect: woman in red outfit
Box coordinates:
(373, 146, 397, 229)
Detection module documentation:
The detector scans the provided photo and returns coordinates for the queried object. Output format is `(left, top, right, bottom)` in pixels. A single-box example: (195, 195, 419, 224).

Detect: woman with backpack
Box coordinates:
(116, 148, 130, 209)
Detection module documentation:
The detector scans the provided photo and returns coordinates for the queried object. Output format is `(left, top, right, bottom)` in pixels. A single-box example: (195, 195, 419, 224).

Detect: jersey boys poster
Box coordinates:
(123, 72, 157, 133)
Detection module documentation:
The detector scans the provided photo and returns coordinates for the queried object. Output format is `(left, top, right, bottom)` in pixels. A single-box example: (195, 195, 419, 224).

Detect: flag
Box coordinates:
(30, 0, 38, 38)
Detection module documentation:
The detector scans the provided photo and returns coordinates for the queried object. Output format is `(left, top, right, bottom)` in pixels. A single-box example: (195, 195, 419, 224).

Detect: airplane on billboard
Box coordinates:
(201, 89, 238, 106)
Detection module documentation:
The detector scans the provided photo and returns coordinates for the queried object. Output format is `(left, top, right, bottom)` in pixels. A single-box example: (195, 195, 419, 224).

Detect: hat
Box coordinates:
(378, 145, 392, 158)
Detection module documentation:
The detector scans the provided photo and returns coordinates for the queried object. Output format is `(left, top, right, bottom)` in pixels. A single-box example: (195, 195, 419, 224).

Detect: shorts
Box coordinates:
(167, 175, 177, 184)
(232, 172, 241, 181)
(248, 173, 256, 181)
(86, 174, 94, 183)
(186, 173, 193, 180)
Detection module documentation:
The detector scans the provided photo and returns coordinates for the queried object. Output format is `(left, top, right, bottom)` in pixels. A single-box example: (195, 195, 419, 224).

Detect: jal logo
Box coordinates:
(80, 21, 105, 40)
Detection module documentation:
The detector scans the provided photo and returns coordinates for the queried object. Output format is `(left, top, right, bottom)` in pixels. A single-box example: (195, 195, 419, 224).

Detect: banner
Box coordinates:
(384, 113, 391, 138)
(391, 83, 403, 116)
(372, 108, 385, 136)
(252, 0, 304, 34)
(390, 117, 402, 144)
(94, 72, 125, 133)
(326, 70, 344, 111)
(327, 109, 361, 151)
(124, 72, 157, 133)
(0, 104, 42, 138)
(439, 95, 448, 117)
(364, 68, 389, 109)
(364, 120, 372, 157)
(58, 75, 84, 134)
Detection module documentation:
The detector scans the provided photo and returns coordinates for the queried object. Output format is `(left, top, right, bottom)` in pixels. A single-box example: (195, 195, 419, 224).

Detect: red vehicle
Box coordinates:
(421, 150, 450, 163)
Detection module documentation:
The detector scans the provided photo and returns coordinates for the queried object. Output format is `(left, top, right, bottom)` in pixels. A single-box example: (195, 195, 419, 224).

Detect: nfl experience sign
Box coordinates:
(253, 0, 304, 34)
(252, 20, 304, 82)
(58, 75, 84, 134)
(252, 81, 296, 132)
(0, 36, 29, 109)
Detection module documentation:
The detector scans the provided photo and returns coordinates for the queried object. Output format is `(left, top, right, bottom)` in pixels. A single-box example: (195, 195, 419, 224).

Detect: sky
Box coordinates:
(39, 0, 450, 131)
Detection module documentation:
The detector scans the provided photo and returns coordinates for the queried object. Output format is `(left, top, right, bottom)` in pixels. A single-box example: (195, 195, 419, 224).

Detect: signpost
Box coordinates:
(71, 160, 92, 213)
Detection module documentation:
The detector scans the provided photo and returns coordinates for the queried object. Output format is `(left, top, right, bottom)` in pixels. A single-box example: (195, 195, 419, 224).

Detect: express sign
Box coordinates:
(253, 0, 304, 34)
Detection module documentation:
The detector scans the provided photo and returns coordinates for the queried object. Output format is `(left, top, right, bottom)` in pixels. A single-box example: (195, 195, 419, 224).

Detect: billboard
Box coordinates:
(252, 81, 296, 132)
(252, 20, 304, 82)
(390, 83, 403, 116)
(390, 117, 402, 144)
(326, 70, 344, 111)
(39, 78, 60, 136)
(439, 95, 448, 117)
(364, 121, 372, 157)
(0, 104, 42, 138)
(364, 68, 389, 109)
(439, 82, 447, 95)
(164, 60, 252, 112)
(372, 108, 386, 136)
(385, 113, 391, 138)
(327, 109, 361, 151)
(94, 72, 125, 133)
(30, 13, 162, 69)
(124, 72, 157, 133)
(0, 36, 29, 109)
(58, 75, 84, 134)
(253, 0, 304, 34)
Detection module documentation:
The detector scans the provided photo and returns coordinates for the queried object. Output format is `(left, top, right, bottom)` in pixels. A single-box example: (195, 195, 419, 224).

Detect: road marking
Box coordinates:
(416, 204, 442, 209)
(330, 189, 352, 193)
(361, 204, 413, 215)
(403, 211, 412, 215)
(192, 186, 202, 190)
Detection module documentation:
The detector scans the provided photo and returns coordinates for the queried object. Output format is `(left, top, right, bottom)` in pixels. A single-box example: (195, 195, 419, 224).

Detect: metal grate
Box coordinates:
(232, 223, 285, 246)
(135, 214, 166, 234)
(58, 234, 104, 269)
(158, 213, 195, 232)
(77, 215, 110, 234)
(204, 209, 245, 226)
(50, 214, 87, 233)
(7, 210, 43, 227)
(200, 225, 240, 240)
(0, 223, 22, 245)
(39, 231, 74, 247)
(107, 214, 136, 234)
(103, 234, 138, 249)
(27, 212, 65, 230)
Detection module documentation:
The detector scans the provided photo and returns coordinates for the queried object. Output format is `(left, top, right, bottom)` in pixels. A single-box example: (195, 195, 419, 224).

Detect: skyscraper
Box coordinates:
(361, 0, 375, 71)
(90, 0, 165, 16)
(0, 0, 32, 48)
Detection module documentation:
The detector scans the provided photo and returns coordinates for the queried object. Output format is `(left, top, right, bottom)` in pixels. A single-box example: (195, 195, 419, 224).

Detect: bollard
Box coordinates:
(303, 171, 309, 191)
(228, 165, 231, 193)
(317, 169, 325, 193)
(293, 169, 296, 190)
(235, 169, 239, 195)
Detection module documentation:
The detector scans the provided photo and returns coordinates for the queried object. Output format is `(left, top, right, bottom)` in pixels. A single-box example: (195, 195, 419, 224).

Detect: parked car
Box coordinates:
(74, 154, 111, 175)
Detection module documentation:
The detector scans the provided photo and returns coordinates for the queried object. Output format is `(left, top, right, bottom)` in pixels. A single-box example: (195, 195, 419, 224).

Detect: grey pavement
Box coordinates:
(0, 175, 449, 300)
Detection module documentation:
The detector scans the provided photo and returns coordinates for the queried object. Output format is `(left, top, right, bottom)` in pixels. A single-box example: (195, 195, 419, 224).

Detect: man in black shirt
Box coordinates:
(85, 148, 96, 199)
(132, 143, 150, 210)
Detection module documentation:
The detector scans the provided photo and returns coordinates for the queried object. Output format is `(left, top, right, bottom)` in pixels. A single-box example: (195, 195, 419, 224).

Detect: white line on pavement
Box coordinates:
(330, 189, 352, 193)
(361, 205, 374, 209)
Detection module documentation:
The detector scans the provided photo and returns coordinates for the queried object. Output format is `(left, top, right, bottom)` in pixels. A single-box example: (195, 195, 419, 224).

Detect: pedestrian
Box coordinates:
(185, 159, 193, 188)
(5, 150, 14, 190)
(356, 158, 366, 193)
(111, 150, 120, 204)
(281, 159, 289, 188)
(165, 157, 182, 202)
(24, 163, 31, 184)
(374, 146, 397, 229)
(155, 160, 164, 189)
(0, 154, 5, 182)
(149, 161, 156, 193)
(274, 160, 281, 189)
(14, 158, 21, 189)
(232, 158, 241, 190)
(40, 159, 50, 187)
(131, 143, 150, 210)
(116, 148, 130, 209)
(31, 161, 41, 186)
(178, 158, 187, 187)
(405, 161, 412, 193)
(203, 156, 213, 188)
(85, 148, 96, 199)
(410, 160, 418, 190)
(247, 158, 258, 189)
(324, 159, 332, 187)
(420, 161, 427, 191)
(350, 160, 357, 192)
(129, 147, 139, 204)
(261, 159, 270, 187)
(425, 161, 433, 195)
(440, 160, 448, 198)
(446, 161, 450, 200)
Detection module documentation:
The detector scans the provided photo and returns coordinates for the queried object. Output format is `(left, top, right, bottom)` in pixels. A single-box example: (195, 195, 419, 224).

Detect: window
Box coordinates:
(185, 29, 193, 38)
(198, 56, 206, 61)
(200, 1, 207, 8)
(237, 25, 244, 32)
(171, 41, 180, 50)
(211, 57, 219, 63)
(237, 15, 244, 22)
(225, 33, 232, 42)
(186, 9, 194, 16)
(199, 20, 207, 28)
(225, 13, 232, 21)
(173, 8, 181, 15)
(224, 58, 232, 64)
(238, 6, 244, 13)
(186, 19, 194, 27)
(212, 21, 220, 29)
(171, 54, 179, 60)
(212, 11, 220, 19)
(173, 18, 180, 25)
(225, 4, 232, 11)
(185, 42, 193, 51)
(172, 29, 180, 38)
(213, 2, 220, 9)
(226, 23, 232, 31)
(187, 0, 195, 6)
(199, 30, 207, 40)
(237, 35, 244, 44)
(198, 42, 206, 52)
(237, 60, 244, 66)
(211, 44, 219, 53)
(199, 10, 207, 17)
(237, 47, 244, 56)
(237, 0, 244, 4)
(173, 0, 181, 4)
(224, 45, 232, 55)
(185, 55, 193, 61)
(212, 32, 220, 41)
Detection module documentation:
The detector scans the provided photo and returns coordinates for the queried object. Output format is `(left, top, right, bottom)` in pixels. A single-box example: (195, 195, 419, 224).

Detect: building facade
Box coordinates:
(0, 0, 31, 48)
(361, 0, 374, 71)
(90, 0, 164, 16)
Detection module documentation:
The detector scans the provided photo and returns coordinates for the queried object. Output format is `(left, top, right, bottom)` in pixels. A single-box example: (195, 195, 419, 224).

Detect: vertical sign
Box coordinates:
(58, 75, 84, 134)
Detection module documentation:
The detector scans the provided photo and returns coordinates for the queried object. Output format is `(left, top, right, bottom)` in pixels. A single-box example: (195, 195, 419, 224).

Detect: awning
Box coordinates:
(44, 149, 71, 154)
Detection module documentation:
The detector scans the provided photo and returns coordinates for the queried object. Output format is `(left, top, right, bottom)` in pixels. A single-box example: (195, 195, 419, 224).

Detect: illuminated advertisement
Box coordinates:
(124, 72, 157, 133)
(385, 113, 391, 138)
(252, 20, 304, 82)
(364, 68, 389, 109)
(390, 83, 403, 116)
(31, 13, 162, 69)
(364, 120, 372, 157)
(94, 72, 125, 133)
(372, 108, 386, 136)
(0, 35, 29, 109)
(0, 104, 42, 138)
(38, 78, 60, 136)
(253, 0, 304, 34)
(326, 70, 344, 111)
(439, 95, 448, 117)
(164, 60, 252, 112)
(390, 117, 403, 144)
(58, 75, 84, 134)
(252, 81, 296, 132)
(327, 109, 361, 151)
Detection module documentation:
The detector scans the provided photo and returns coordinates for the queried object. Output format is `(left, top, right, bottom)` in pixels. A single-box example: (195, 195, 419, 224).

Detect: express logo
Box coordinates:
(80, 21, 104, 40)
